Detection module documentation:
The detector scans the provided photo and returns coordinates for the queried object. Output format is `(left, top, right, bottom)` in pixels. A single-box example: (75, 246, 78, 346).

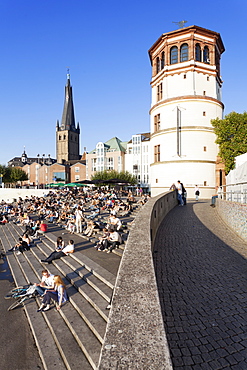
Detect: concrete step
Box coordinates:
(0, 222, 113, 369)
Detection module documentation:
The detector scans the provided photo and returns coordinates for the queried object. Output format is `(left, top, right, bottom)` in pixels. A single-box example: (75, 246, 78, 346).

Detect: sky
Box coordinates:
(0, 0, 246, 165)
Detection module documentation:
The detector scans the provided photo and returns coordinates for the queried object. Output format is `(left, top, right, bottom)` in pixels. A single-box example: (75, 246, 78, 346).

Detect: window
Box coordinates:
(75, 167, 79, 172)
(170, 46, 178, 64)
(157, 83, 163, 101)
(203, 111, 206, 116)
(204, 181, 207, 186)
(53, 172, 65, 181)
(207, 76, 209, 81)
(156, 57, 160, 74)
(161, 51, 165, 69)
(203, 46, 209, 63)
(204, 146, 207, 152)
(106, 157, 114, 170)
(180, 43, 188, 62)
(75, 175, 80, 181)
(154, 114, 160, 132)
(63, 135, 66, 140)
(91, 158, 97, 172)
(156, 178, 158, 183)
(195, 43, 201, 61)
(184, 74, 186, 79)
(203, 91, 206, 96)
(154, 145, 160, 162)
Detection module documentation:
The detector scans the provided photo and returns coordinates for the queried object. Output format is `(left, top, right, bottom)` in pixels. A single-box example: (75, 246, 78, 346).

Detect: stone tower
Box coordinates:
(56, 73, 80, 164)
(148, 25, 225, 198)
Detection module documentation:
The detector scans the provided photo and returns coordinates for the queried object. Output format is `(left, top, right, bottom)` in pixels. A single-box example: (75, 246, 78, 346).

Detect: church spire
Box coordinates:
(60, 71, 76, 131)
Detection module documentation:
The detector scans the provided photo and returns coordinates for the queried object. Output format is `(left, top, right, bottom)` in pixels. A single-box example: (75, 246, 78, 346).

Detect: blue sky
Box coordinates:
(0, 0, 246, 165)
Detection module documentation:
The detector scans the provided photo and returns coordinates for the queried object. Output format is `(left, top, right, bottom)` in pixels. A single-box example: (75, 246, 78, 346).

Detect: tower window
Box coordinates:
(203, 91, 206, 96)
(63, 135, 66, 140)
(161, 51, 165, 69)
(204, 146, 207, 152)
(180, 43, 188, 62)
(203, 111, 206, 116)
(156, 57, 160, 74)
(207, 76, 210, 81)
(156, 179, 158, 183)
(154, 114, 160, 132)
(59, 135, 61, 140)
(204, 181, 207, 186)
(203, 46, 210, 63)
(157, 83, 163, 101)
(170, 46, 178, 64)
(184, 74, 186, 79)
(154, 145, 160, 162)
(195, 43, 201, 62)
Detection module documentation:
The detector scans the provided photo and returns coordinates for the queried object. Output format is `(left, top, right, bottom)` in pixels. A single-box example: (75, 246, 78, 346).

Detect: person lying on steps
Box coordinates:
(40, 240, 74, 264)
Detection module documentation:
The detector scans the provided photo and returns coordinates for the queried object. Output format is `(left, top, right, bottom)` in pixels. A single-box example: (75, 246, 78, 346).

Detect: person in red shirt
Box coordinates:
(34, 222, 47, 237)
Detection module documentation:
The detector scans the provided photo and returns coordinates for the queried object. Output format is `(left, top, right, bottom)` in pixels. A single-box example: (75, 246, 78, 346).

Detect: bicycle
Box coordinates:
(5, 284, 38, 311)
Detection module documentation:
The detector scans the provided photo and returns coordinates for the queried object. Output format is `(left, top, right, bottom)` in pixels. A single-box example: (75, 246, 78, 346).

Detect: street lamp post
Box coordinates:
(37, 154, 40, 189)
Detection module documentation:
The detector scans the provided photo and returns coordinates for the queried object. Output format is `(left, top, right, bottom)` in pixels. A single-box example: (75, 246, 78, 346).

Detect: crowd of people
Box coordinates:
(0, 187, 150, 310)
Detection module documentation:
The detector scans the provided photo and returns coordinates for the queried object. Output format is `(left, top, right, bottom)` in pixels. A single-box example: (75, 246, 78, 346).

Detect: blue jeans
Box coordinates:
(177, 193, 184, 205)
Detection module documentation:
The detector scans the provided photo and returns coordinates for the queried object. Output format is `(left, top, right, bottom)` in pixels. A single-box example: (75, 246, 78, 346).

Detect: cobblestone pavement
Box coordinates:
(153, 200, 247, 370)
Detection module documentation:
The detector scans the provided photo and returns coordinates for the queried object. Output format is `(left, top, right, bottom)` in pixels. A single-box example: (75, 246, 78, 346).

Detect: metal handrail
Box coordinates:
(219, 190, 247, 204)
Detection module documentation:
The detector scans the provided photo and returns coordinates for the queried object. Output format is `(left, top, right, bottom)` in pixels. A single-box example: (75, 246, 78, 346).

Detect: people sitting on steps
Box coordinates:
(37, 275, 68, 312)
(104, 229, 122, 253)
(40, 240, 74, 264)
(34, 269, 54, 296)
(8, 237, 30, 255)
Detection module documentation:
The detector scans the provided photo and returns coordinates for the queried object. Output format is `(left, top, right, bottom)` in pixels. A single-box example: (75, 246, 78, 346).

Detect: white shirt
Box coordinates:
(41, 274, 54, 287)
(62, 244, 74, 255)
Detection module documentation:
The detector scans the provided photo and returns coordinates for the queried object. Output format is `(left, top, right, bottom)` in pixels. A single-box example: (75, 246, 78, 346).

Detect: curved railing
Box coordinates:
(98, 191, 177, 369)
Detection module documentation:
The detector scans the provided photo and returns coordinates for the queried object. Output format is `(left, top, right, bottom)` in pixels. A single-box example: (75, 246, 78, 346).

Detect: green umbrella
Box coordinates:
(48, 183, 65, 187)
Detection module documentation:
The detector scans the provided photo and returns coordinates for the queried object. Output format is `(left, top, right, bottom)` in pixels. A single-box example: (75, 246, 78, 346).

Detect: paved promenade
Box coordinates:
(154, 200, 247, 369)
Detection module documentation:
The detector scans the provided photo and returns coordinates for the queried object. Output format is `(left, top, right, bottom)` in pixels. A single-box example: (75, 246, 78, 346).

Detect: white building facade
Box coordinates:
(148, 25, 225, 198)
(125, 133, 151, 191)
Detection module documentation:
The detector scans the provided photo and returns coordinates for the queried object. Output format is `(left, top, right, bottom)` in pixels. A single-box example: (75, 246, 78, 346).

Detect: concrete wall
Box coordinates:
(0, 188, 51, 203)
(99, 191, 177, 369)
(217, 199, 247, 242)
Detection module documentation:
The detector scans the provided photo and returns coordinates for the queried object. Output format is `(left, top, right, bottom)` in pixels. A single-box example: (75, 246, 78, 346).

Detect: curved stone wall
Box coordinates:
(217, 198, 247, 242)
(99, 191, 177, 369)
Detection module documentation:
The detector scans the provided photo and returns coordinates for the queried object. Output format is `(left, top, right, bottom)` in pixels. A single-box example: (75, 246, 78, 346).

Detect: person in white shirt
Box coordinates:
(40, 240, 74, 264)
(176, 180, 184, 206)
(34, 270, 54, 296)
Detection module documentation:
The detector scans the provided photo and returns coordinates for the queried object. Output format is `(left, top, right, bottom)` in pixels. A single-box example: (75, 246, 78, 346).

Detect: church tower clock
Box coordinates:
(56, 72, 80, 164)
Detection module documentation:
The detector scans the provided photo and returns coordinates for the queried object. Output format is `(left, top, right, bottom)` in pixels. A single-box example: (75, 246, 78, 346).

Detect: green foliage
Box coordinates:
(0, 165, 28, 184)
(92, 170, 137, 185)
(211, 111, 247, 174)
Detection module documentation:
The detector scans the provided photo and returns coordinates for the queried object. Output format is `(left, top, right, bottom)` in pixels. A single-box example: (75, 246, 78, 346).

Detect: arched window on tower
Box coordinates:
(170, 46, 178, 64)
(195, 43, 201, 61)
(161, 51, 165, 69)
(203, 46, 210, 63)
(180, 43, 188, 62)
(156, 57, 160, 74)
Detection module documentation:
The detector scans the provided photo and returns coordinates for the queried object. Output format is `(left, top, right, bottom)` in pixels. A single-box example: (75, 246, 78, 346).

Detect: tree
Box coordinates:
(211, 111, 247, 174)
(0, 165, 28, 186)
(92, 170, 137, 185)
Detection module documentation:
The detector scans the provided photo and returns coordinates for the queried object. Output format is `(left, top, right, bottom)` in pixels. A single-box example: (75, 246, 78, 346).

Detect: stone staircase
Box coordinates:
(0, 221, 116, 369)
(0, 202, 142, 369)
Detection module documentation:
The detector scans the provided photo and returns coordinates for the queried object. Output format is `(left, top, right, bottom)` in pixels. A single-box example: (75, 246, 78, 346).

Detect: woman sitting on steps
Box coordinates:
(37, 275, 68, 312)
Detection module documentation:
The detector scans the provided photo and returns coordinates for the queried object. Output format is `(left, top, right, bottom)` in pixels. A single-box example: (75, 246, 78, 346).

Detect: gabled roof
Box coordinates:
(89, 137, 127, 154)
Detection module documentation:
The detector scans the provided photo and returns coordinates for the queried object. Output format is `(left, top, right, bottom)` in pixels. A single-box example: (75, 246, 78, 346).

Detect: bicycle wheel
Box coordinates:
(4, 286, 26, 299)
(4, 285, 31, 299)
(8, 298, 23, 311)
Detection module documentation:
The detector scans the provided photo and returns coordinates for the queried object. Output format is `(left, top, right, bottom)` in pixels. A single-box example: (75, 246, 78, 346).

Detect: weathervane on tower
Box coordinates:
(172, 20, 188, 29)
